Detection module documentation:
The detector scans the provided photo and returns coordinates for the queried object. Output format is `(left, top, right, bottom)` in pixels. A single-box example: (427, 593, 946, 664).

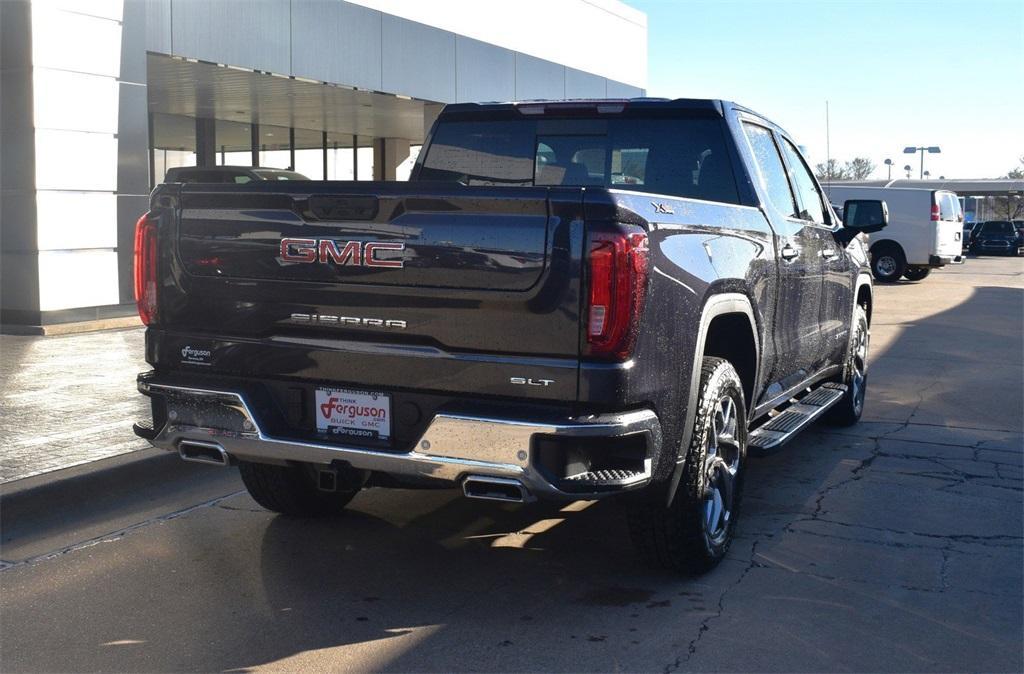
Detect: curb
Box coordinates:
(0, 448, 173, 498)
(1, 449, 242, 565)
(0, 316, 142, 336)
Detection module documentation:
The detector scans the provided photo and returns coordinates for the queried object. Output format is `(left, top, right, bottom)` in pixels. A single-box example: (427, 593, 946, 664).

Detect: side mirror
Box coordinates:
(837, 199, 888, 245)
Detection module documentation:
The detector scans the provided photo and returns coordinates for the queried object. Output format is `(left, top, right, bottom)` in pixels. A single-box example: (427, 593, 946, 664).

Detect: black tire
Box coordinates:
(627, 357, 747, 574)
(902, 267, 931, 282)
(825, 305, 869, 427)
(871, 244, 906, 282)
(238, 460, 360, 516)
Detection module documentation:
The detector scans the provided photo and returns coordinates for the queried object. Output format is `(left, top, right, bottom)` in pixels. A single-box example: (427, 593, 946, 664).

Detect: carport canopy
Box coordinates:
(832, 178, 1024, 197)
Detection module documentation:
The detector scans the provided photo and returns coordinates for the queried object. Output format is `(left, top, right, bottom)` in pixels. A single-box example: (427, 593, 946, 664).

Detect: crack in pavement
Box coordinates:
(1, 490, 247, 571)
(670, 372, 1021, 668)
(808, 379, 944, 521)
(788, 517, 1023, 546)
(664, 539, 767, 673)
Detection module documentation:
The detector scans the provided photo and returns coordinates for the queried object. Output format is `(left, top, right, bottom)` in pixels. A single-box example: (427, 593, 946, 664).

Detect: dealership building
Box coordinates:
(0, 0, 647, 331)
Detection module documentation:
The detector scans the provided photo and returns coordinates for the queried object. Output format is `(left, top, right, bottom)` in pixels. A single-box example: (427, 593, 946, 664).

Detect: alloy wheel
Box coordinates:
(850, 320, 868, 415)
(702, 394, 742, 544)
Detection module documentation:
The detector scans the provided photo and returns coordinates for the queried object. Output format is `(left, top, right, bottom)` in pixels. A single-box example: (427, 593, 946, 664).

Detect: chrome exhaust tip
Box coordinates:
(462, 476, 526, 503)
(178, 440, 230, 467)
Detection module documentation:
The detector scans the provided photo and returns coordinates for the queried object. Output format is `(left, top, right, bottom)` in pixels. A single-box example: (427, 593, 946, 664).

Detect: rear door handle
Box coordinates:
(780, 244, 799, 261)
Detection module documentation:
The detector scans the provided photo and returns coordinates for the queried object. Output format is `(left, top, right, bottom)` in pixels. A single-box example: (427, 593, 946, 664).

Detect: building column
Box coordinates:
(116, 0, 152, 304)
(424, 103, 444, 139)
(194, 117, 217, 167)
(0, 0, 41, 326)
(372, 138, 412, 181)
(2, 0, 129, 328)
(250, 123, 260, 167)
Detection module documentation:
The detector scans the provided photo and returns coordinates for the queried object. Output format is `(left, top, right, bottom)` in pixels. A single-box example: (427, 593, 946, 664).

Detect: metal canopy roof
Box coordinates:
(147, 54, 431, 145)
(830, 179, 1024, 196)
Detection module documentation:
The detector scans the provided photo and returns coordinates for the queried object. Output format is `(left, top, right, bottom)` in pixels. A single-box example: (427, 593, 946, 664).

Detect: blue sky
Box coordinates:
(630, 0, 1024, 179)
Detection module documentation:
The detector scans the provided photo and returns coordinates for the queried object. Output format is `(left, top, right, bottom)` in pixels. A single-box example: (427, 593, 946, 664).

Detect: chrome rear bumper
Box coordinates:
(137, 375, 661, 501)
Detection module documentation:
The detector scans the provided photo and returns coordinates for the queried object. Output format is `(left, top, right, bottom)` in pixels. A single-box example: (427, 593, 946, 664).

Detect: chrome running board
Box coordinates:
(748, 382, 846, 453)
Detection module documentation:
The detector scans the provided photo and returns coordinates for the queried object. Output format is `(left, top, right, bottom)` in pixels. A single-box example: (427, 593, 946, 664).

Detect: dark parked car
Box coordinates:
(963, 221, 978, 251)
(164, 166, 309, 183)
(133, 98, 886, 572)
(970, 220, 1023, 255)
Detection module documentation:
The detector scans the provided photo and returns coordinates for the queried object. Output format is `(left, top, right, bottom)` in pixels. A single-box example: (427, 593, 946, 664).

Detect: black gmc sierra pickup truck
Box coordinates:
(134, 99, 887, 572)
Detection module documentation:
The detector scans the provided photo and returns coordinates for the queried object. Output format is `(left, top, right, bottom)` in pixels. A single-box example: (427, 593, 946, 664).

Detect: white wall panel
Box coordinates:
(515, 54, 564, 101)
(381, 16, 456, 103)
(290, 0, 383, 91)
(170, 0, 291, 75)
(144, 0, 172, 54)
(346, 0, 646, 88)
(36, 192, 118, 251)
(33, 69, 120, 134)
(30, 4, 122, 77)
(34, 130, 118, 191)
(565, 68, 607, 99)
(606, 80, 645, 99)
(38, 249, 120, 311)
(456, 37, 515, 103)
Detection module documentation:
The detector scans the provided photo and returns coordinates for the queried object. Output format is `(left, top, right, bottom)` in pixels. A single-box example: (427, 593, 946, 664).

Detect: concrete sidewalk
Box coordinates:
(0, 328, 149, 484)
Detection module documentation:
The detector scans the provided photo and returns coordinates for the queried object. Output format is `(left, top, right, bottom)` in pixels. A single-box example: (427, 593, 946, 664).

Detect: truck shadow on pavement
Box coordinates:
(205, 285, 1020, 672)
(4, 287, 1019, 673)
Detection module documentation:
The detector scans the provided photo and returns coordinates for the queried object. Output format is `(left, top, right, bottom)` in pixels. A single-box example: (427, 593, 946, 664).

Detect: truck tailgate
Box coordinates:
(159, 182, 583, 360)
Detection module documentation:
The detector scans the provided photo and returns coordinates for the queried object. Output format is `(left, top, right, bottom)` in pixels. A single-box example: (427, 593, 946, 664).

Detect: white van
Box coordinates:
(824, 185, 964, 282)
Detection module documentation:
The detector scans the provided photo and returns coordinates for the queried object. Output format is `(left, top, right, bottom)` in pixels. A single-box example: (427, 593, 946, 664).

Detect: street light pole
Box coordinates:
(903, 145, 941, 179)
(884, 158, 893, 180)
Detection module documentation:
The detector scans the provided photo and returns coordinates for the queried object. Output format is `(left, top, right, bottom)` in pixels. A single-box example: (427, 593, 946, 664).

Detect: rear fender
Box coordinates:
(665, 293, 758, 506)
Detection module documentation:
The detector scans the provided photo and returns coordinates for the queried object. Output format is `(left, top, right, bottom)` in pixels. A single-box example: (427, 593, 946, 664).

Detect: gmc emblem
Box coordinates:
(280, 238, 405, 268)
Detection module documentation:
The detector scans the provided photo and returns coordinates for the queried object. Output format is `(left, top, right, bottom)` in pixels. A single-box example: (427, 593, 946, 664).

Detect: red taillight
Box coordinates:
(585, 225, 649, 360)
(133, 212, 157, 325)
(931, 202, 940, 221)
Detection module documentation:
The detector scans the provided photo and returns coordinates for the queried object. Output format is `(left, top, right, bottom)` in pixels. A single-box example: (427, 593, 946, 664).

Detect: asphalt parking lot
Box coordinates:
(1, 256, 1021, 673)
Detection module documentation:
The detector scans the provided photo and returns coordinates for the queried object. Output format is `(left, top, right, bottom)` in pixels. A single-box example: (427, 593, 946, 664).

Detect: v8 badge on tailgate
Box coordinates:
(315, 387, 391, 441)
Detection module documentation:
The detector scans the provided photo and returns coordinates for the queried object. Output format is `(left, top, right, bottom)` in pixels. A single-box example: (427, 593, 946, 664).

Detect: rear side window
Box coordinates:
(938, 193, 961, 221)
(742, 123, 797, 218)
(419, 120, 536, 185)
(780, 138, 827, 224)
(417, 116, 741, 204)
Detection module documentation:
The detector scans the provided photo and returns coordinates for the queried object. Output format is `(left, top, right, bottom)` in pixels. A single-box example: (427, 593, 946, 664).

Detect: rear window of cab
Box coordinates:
(416, 116, 741, 205)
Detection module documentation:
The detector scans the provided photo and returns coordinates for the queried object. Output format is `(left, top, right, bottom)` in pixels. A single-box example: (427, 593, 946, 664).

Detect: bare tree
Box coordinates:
(815, 159, 849, 181)
(815, 157, 876, 181)
(1001, 155, 1024, 180)
(985, 195, 1024, 221)
(986, 157, 1024, 219)
(846, 157, 876, 181)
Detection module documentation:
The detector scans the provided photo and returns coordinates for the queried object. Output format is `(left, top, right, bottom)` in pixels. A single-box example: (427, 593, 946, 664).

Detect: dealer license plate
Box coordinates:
(314, 387, 391, 442)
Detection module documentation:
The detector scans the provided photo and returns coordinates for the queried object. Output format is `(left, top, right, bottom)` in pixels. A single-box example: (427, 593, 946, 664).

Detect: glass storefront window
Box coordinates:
(151, 112, 196, 185)
(150, 112, 423, 185)
(357, 137, 374, 181)
(259, 124, 292, 169)
(293, 128, 324, 180)
(215, 119, 252, 167)
(326, 133, 355, 180)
